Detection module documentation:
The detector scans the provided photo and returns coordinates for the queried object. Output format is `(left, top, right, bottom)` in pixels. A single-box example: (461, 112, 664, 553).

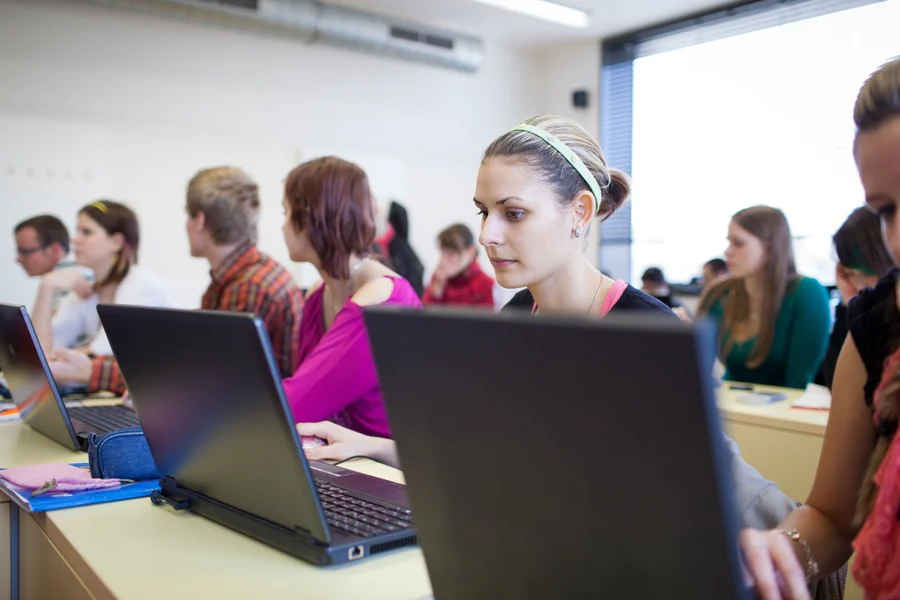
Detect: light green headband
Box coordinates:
(511, 123, 604, 214)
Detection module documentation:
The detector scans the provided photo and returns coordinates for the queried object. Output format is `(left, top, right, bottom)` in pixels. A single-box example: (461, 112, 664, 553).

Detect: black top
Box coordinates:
(651, 293, 682, 310)
(502, 284, 678, 318)
(816, 303, 847, 390)
(386, 202, 425, 297)
(848, 269, 899, 408)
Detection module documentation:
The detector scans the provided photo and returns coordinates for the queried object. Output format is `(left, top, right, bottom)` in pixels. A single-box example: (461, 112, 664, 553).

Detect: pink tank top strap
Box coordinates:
(599, 280, 628, 317)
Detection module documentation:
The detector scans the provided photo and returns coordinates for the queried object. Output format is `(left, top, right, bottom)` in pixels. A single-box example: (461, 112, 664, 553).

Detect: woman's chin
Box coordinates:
(494, 271, 528, 290)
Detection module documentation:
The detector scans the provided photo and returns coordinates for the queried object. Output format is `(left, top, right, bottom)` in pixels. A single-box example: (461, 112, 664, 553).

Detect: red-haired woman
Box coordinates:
(280, 157, 421, 438)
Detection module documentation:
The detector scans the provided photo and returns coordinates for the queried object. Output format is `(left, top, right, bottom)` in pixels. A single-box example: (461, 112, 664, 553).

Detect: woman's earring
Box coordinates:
(573, 226, 582, 239)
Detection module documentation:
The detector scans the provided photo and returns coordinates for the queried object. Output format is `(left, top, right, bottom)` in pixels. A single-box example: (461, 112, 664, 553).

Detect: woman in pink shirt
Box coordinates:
(280, 156, 421, 438)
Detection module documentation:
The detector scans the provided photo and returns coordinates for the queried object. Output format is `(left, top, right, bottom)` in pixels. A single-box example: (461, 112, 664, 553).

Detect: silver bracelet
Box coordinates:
(778, 528, 819, 580)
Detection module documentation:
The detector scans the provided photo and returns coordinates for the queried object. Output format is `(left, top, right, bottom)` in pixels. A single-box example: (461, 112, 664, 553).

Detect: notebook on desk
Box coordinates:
(0, 304, 140, 451)
(98, 304, 417, 566)
(365, 307, 753, 600)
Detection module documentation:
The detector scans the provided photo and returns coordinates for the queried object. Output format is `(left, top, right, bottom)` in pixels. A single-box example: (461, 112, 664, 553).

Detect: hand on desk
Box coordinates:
(48, 348, 92, 384)
(739, 529, 811, 600)
(296, 421, 399, 468)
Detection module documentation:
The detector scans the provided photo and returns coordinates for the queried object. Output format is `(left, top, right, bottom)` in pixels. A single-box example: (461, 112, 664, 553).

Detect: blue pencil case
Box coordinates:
(87, 426, 160, 481)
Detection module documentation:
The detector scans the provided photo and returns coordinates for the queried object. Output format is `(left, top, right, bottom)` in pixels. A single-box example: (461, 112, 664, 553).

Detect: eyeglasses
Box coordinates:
(16, 245, 48, 257)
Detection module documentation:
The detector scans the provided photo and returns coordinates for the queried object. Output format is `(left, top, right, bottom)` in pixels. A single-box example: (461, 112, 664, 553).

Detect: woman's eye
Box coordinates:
(475, 209, 487, 219)
(507, 210, 524, 221)
(878, 204, 897, 221)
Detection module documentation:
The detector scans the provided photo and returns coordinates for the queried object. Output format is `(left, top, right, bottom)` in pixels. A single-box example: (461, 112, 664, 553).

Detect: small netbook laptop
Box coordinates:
(0, 304, 139, 451)
(97, 304, 417, 566)
(364, 307, 753, 600)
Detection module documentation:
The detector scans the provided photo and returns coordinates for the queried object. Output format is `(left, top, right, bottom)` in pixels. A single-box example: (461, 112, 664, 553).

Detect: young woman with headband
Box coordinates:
(480, 116, 674, 317)
(32, 200, 172, 356)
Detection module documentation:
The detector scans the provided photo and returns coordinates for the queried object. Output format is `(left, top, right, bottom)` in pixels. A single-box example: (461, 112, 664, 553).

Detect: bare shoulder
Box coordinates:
(353, 276, 397, 307)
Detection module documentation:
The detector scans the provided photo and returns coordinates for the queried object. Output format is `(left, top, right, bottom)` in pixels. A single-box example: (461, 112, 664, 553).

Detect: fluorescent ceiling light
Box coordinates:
(471, 0, 590, 29)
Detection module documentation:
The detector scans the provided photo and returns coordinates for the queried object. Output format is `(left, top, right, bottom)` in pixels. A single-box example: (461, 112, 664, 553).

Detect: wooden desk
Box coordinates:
(717, 385, 864, 600)
(717, 385, 827, 502)
(0, 421, 86, 600)
(10, 451, 431, 599)
(0, 394, 852, 599)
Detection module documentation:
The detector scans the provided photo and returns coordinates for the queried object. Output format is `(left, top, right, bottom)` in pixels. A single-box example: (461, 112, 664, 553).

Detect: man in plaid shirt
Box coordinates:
(49, 167, 304, 394)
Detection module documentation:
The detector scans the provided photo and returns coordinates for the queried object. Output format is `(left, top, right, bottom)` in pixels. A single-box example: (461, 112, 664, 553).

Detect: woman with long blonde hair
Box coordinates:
(698, 205, 831, 389)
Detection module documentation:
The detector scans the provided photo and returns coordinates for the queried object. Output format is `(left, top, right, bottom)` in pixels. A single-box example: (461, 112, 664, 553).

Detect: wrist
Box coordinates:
(778, 528, 819, 580)
(372, 438, 399, 468)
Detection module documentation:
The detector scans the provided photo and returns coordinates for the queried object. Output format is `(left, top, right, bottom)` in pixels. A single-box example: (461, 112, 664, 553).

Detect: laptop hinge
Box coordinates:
(156, 476, 327, 547)
(152, 476, 190, 510)
(292, 526, 319, 545)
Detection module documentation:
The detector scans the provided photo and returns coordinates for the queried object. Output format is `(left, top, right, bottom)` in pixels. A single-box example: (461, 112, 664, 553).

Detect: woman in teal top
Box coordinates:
(699, 206, 831, 389)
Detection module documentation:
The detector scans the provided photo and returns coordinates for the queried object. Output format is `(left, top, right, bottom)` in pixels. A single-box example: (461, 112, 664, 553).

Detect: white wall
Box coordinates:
(523, 41, 605, 268)
(0, 0, 535, 307)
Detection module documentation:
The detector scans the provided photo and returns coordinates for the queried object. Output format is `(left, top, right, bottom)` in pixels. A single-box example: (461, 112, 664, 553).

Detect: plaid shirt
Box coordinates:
(88, 242, 304, 394)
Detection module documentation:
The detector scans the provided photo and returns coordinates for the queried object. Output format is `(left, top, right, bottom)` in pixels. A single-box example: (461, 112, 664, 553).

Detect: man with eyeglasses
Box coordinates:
(14, 214, 71, 277)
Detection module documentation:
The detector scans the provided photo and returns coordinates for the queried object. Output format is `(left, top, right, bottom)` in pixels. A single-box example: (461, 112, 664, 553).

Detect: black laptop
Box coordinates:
(97, 304, 417, 566)
(0, 304, 139, 451)
(364, 307, 752, 600)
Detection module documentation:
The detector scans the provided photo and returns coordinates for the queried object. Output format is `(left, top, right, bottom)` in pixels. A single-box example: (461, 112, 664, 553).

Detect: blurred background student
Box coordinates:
(423, 223, 495, 309)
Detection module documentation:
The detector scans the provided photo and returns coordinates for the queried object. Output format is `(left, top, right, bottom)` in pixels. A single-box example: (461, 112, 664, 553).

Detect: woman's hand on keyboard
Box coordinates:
(296, 421, 399, 468)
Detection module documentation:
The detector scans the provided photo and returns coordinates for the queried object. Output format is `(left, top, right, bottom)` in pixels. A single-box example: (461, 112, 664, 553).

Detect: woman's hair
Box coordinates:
(437, 223, 476, 254)
(482, 115, 631, 222)
(78, 200, 139, 287)
(704, 258, 728, 275)
(834, 206, 895, 277)
(854, 56, 900, 141)
(641, 267, 666, 285)
(698, 206, 797, 368)
(284, 156, 376, 280)
(857, 346, 900, 526)
(186, 167, 260, 245)
(853, 57, 900, 526)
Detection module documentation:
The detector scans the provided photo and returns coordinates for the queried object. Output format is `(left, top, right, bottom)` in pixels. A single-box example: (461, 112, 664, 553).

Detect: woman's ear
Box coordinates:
(111, 232, 125, 253)
(573, 190, 596, 230)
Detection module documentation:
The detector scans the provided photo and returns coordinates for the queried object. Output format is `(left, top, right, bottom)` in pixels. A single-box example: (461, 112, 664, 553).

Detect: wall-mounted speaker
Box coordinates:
(572, 89, 589, 109)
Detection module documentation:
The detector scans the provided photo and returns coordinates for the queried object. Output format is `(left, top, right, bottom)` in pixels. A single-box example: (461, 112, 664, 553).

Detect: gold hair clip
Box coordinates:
(91, 201, 109, 214)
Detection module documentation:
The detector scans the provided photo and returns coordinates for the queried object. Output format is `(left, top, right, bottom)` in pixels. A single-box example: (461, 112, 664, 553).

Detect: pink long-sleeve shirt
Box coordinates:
(283, 276, 421, 437)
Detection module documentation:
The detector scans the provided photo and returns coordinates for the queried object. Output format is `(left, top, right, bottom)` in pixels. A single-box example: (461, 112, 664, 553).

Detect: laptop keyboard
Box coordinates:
(68, 405, 140, 433)
(315, 478, 414, 538)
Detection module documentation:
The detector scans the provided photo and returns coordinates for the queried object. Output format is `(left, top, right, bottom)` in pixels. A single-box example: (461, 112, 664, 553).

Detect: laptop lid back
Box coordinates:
(365, 307, 747, 599)
(0, 304, 80, 450)
(97, 304, 330, 543)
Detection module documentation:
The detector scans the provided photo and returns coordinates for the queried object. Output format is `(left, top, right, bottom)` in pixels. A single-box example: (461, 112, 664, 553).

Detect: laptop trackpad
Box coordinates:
(309, 460, 410, 507)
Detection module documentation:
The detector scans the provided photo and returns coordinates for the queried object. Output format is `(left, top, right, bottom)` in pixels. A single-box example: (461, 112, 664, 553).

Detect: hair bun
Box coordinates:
(601, 168, 631, 215)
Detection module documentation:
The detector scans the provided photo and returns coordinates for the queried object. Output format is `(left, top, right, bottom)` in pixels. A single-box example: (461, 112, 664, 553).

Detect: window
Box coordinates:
(601, 0, 900, 285)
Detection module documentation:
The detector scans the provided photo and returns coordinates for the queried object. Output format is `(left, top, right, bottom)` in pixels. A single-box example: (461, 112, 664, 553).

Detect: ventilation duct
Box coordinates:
(79, 0, 485, 72)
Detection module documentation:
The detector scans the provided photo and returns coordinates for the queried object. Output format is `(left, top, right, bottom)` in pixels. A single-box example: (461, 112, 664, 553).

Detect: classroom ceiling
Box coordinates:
(326, 0, 734, 46)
